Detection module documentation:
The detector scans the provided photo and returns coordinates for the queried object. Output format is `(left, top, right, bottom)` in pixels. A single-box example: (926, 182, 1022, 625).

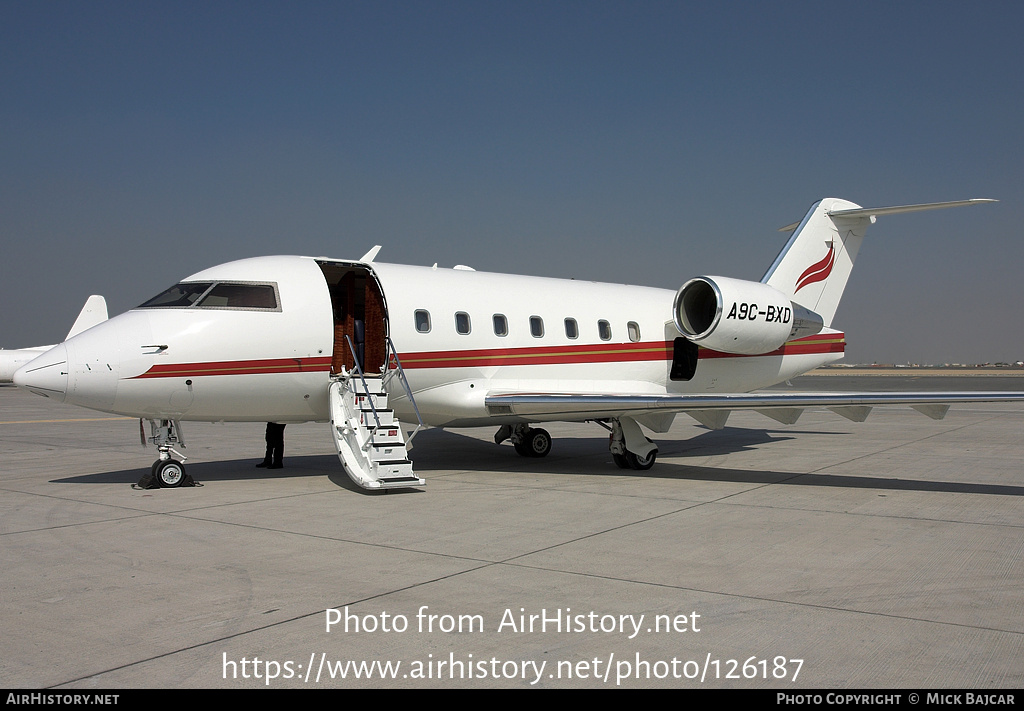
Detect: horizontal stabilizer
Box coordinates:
(827, 198, 997, 221)
(777, 199, 996, 232)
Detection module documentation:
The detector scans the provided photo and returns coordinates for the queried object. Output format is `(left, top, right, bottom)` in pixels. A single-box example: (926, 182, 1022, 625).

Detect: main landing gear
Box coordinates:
(610, 448, 657, 470)
(495, 423, 553, 458)
(142, 419, 189, 487)
(494, 416, 659, 470)
(606, 417, 658, 471)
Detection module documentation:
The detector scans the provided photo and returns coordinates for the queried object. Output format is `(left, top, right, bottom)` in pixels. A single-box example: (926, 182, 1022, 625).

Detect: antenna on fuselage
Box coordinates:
(360, 245, 382, 262)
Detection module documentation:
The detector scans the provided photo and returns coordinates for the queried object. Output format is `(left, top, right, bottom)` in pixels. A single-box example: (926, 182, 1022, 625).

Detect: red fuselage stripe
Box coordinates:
(398, 335, 845, 368)
(132, 357, 334, 379)
(129, 335, 845, 378)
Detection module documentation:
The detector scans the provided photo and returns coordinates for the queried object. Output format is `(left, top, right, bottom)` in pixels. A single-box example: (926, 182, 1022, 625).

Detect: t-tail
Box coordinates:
(674, 197, 995, 356)
(761, 198, 996, 327)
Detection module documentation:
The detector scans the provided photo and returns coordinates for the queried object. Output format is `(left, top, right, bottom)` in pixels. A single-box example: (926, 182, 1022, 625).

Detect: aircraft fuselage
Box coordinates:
(14, 254, 844, 427)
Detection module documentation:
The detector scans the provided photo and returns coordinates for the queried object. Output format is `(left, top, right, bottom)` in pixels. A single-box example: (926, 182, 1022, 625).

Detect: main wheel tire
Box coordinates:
(155, 459, 186, 487)
(624, 448, 657, 471)
(513, 440, 532, 457)
(612, 452, 631, 469)
(525, 428, 552, 458)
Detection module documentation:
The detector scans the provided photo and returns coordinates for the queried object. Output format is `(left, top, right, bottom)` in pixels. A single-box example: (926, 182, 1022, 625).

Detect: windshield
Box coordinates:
(198, 283, 278, 309)
(138, 282, 214, 308)
(138, 282, 279, 310)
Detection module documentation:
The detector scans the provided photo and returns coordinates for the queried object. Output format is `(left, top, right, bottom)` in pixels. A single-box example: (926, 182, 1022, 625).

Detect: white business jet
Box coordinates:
(13, 198, 1023, 490)
(1, 295, 108, 383)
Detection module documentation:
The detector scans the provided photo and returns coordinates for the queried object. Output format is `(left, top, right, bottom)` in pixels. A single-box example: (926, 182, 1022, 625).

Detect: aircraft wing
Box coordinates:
(484, 391, 1024, 431)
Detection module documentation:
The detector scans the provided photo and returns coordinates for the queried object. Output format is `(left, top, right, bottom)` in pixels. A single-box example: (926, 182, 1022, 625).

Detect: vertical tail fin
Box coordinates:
(762, 198, 867, 327)
(761, 197, 995, 327)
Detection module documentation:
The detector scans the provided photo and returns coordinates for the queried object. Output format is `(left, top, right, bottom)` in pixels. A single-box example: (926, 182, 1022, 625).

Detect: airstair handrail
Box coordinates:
(343, 336, 383, 441)
(385, 336, 424, 445)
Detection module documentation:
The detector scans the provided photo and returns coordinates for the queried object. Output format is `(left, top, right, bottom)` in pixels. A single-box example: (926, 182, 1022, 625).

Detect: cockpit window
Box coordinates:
(138, 282, 279, 311)
(198, 283, 278, 309)
(138, 282, 214, 308)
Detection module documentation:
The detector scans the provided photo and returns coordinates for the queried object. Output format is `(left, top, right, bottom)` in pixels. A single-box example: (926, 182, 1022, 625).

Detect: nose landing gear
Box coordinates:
(153, 458, 186, 487)
(142, 419, 189, 487)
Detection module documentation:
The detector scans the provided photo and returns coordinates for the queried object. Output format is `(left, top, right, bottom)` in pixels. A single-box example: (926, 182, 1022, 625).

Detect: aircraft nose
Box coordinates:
(13, 344, 69, 401)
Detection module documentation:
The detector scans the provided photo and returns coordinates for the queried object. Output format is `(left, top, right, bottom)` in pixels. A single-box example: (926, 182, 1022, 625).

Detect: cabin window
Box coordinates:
(598, 320, 612, 341)
(414, 310, 431, 333)
(455, 312, 471, 335)
(564, 318, 579, 339)
(530, 316, 544, 338)
(197, 283, 278, 310)
(627, 321, 641, 342)
(493, 314, 508, 337)
(138, 282, 214, 308)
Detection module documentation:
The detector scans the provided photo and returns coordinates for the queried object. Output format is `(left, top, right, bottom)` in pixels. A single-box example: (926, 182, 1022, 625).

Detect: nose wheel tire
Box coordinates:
(154, 459, 186, 488)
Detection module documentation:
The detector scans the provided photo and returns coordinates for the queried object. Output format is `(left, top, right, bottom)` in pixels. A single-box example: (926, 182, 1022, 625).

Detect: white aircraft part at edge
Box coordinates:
(0, 295, 108, 383)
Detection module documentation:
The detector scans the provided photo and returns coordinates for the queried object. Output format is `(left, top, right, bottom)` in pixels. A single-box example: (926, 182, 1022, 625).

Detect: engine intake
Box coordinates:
(674, 276, 823, 355)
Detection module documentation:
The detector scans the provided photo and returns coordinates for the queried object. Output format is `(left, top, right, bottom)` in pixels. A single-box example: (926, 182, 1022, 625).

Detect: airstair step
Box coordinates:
(366, 426, 405, 445)
(369, 443, 408, 462)
(374, 459, 416, 478)
(356, 392, 388, 409)
(358, 409, 395, 426)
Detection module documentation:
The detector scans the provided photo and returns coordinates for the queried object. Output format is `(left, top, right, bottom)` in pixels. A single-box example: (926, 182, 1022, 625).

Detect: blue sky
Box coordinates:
(2, 1, 1021, 363)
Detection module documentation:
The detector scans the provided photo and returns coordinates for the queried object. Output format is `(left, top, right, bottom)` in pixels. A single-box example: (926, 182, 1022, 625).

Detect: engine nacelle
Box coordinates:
(673, 276, 824, 355)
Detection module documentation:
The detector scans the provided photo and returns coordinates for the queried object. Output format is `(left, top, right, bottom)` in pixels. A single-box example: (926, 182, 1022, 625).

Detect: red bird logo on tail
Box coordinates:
(795, 242, 834, 293)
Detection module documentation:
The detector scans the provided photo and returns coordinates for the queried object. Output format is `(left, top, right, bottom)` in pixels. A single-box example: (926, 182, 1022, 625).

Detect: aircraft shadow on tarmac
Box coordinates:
(51, 459, 335, 484)
(408, 427, 1024, 497)
(50, 426, 1024, 498)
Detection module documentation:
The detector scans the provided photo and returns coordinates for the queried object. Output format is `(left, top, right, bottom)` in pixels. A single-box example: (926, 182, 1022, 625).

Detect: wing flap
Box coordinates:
(633, 412, 677, 433)
(756, 407, 804, 425)
(911, 403, 950, 420)
(687, 409, 731, 430)
(828, 405, 872, 422)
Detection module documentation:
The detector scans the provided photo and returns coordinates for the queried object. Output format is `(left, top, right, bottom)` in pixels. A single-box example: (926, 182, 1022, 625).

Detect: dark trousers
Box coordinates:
(259, 422, 286, 467)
